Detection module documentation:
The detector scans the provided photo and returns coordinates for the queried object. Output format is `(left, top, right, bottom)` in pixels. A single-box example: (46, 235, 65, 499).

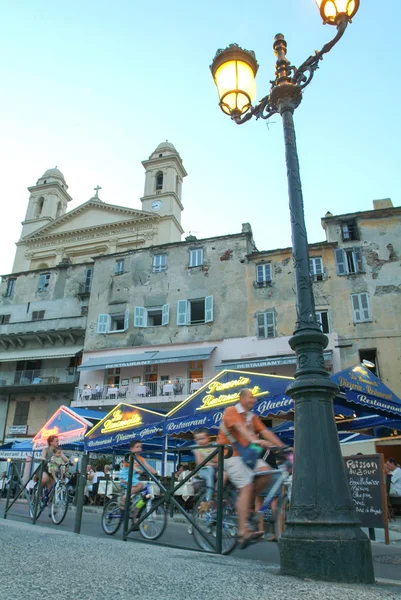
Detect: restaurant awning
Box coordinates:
(0, 345, 83, 362)
(216, 351, 332, 370)
(79, 346, 216, 372)
(32, 405, 95, 448)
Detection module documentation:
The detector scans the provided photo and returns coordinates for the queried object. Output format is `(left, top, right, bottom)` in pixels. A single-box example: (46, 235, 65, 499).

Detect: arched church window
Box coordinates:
(36, 197, 44, 217)
(159, 154, 163, 158)
(56, 202, 62, 218)
(156, 171, 163, 191)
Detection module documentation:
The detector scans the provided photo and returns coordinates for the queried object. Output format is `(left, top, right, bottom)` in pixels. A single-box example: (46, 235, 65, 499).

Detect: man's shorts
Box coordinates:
(224, 457, 271, 489)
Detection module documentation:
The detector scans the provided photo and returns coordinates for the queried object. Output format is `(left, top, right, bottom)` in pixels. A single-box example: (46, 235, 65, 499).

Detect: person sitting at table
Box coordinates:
(94, 383, 102, 399)
(82, 384, 91, 399)
(173, 378, 183, 395)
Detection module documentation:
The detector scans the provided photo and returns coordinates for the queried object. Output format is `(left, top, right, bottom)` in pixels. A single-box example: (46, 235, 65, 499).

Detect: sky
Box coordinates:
(0, 0, 400, 275)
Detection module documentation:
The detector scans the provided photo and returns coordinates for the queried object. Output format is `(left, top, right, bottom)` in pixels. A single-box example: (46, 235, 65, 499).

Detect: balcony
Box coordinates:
(77, 282, 92, 299)
(0, 315, 86, 347)
(0, 367, 79, 388)
(71, 378, 205, 409)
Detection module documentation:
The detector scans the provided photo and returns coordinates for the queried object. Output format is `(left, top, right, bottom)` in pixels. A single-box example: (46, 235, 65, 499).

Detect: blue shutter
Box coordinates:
(351, 295, 361, 322)
(177, 300, 188, 326)
(257, 313, 266, 338)
(134, 306, 146, 327)
(360, 293, 371, 321)
(205, 296, 214, 323)
(162, 303, 170, 326)
(335, 249, 346, 275)
(124, 310, 129, 331)
(353, 247, 363, 273)
(97, 314, 110, 333)
(266, 311, 276, 337)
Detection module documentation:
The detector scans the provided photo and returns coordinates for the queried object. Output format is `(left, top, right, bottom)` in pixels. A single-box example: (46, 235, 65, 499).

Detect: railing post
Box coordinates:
(215, 445, 225, 554)
(123, 453, 134, 540)
(3, 462, 15, 519)
(74, 453, 88, 534)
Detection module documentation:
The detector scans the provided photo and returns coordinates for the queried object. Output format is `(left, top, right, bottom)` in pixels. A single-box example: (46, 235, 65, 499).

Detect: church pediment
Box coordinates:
(22, 199, 158, 242)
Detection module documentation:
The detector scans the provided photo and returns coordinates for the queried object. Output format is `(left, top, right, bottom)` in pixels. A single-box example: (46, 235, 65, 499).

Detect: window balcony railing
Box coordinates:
(0, 368, 79, 386)
(71, 378, 206, 407)
(0, 315, 87, 336)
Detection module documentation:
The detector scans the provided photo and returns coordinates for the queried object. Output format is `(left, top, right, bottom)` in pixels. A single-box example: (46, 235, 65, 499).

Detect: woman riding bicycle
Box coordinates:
(41, 435, 69, 492)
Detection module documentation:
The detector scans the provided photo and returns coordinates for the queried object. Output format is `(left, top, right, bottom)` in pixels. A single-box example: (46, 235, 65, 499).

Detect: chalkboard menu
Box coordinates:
(343, 454, 389, 542)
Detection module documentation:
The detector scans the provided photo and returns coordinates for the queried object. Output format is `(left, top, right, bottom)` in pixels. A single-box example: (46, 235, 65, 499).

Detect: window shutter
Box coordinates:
(335, 249, 346, 275)
(256, 265, 264, 283)
(353, 247, 363, 273)
(177, 300, 188, 326)
(134, 306, 146, 327)
(351, 295, 361, 322)
(257, 313, 266, 338)
(124, 310, 129, 331)
(309, 259, 313, 274)
(205, 296, 214, 323)
(97, 314, 110, 333)
(360, 293, 371, 320)
(162, 303, 170, 326)
(266, 311, 276, 337)
(315, 258, 323, 274)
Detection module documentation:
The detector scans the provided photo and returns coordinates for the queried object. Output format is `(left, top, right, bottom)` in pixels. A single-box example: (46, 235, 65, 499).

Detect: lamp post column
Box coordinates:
(277, 97, 374, 583)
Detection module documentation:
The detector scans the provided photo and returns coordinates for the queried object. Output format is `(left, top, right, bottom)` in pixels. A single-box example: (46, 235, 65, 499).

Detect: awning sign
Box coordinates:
(32, 406, 91, 448)
(84, 403, 165, 451)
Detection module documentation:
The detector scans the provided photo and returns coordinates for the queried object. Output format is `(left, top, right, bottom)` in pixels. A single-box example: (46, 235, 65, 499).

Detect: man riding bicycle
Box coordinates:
(217, 388, 286, 548)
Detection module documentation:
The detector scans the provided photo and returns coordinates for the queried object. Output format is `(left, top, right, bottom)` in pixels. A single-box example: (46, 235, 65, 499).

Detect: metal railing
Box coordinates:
(0, 368, 79, 386)
(0, 315, 87, 336)
(72, 378, 205, 406)
(123, 445, 233, 554)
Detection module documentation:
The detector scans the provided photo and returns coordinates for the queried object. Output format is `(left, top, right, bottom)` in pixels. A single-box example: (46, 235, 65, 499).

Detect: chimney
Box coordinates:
(373, 198, 393, 210)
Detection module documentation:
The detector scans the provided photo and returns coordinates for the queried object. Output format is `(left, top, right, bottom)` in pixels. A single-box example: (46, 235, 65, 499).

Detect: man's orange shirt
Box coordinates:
(217, 405, 267, 457)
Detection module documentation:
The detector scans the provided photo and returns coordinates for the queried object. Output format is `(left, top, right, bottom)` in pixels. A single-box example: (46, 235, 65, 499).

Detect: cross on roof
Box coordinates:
(94, 185, 102, 198)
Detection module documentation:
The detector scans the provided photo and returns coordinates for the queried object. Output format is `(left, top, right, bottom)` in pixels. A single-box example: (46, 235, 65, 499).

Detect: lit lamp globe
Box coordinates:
(315, 0, 360, 25)
(210, 44, 258, 119)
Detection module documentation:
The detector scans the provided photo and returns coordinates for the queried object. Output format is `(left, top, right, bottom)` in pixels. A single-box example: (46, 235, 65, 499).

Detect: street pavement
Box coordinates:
(1, 500, 401, 597)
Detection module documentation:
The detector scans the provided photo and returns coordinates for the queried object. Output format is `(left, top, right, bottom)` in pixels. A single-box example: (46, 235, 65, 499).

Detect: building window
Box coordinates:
(257, 311, 276, 339)
(309, 257, 324, 281)
(351, 293, 372, 323)
(115, 259, 125, 275)
(176, 296, 213, 325)
(5, 278, 16, 297)
(32, 310, 45, 320)
(37, 273, 50, 292)
(36, 197, 44, 217)
(13, 401, 30, 426)
(156, 171, 163, 191)
(134, 305, 170, 327)
(256, 263, 272, 284)
(83, 268, 93, 293)
(316, 310, 330, 333)
(341, 219, 359, 241)
(97, 310, 129, 333)
(335, 247, 363, 275)
(0, 314, 10, 324)
(153, 255, 167, 273)
(358, 348, 379, 377)
(189, 248, 203, 268)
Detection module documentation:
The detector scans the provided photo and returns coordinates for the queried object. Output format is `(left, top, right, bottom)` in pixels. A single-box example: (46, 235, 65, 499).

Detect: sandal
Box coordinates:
(237, 531, 264, 550)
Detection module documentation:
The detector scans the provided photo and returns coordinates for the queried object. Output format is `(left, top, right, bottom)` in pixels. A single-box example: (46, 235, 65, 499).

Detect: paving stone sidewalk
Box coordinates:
(1, 519, 400, 600)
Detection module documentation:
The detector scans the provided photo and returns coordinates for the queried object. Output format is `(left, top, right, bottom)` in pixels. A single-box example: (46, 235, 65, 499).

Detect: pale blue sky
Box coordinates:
(0, 0, 399, 275)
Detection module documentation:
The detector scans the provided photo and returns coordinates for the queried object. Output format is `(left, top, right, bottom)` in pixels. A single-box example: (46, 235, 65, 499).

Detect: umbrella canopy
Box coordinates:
(32, 405, 103, 449)
(332, 364, 401, 418)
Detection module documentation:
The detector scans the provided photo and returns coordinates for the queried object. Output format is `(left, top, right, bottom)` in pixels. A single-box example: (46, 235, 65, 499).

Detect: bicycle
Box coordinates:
(30, 465, 70, 525)
(190, 447, 293, 552)
(101, 482, 167, 540)
(190, 478, 238, 554)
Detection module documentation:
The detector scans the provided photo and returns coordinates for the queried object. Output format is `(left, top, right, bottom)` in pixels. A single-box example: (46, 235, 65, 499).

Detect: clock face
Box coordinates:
(151, 200, 163, 211)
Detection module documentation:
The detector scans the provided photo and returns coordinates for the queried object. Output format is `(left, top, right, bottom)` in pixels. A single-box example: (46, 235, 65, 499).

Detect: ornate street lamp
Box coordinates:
(211, 0, 374, 585)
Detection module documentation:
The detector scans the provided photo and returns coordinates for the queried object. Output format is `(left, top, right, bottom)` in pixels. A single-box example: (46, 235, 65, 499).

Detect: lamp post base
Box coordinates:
(280, 524, 375, 583)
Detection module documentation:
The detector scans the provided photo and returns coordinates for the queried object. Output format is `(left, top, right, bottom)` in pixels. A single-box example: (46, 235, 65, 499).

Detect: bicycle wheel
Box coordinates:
(51, 483, 69, 525)
(29, 486, 47, 519)
(192, 494, 237, 555)
(274, 494, 289, 541)
(138, 500, 167, 541)
(101, 499, 123, 535)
